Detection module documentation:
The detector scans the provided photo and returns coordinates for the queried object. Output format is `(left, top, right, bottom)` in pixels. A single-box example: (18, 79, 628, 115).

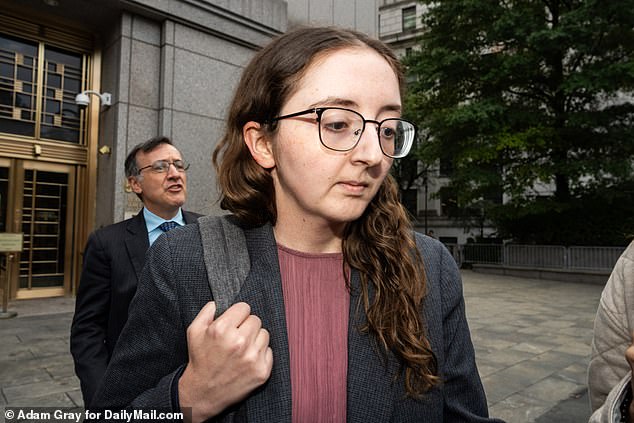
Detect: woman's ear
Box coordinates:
(243, 121, 275, 169)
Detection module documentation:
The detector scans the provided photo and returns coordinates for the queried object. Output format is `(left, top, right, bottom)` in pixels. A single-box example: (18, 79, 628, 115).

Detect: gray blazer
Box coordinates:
(92, 219, 500, 422)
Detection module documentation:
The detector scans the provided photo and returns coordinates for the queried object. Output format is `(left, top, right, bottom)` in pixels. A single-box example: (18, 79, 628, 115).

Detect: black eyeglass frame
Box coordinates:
(137, 160, 190, 174)
(266, 107, 417, 159)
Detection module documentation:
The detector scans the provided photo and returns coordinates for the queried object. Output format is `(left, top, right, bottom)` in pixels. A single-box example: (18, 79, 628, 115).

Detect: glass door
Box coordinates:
(14, 161, 75, 298)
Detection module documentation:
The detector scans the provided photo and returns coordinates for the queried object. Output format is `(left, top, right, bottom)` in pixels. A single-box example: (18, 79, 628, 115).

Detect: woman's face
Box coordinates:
(259, 47, 401, 228)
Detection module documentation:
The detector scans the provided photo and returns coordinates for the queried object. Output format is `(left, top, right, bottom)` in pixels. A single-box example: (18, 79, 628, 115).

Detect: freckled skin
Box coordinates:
(267, 47, 401, 251)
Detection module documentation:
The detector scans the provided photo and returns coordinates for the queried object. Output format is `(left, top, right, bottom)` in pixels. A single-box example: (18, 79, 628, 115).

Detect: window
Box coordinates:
(0, 32, 87, 143)
(402, 6, 416, 31)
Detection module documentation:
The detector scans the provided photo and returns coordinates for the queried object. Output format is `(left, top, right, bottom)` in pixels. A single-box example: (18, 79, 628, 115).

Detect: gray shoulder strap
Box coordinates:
(197, 215, 250, 315)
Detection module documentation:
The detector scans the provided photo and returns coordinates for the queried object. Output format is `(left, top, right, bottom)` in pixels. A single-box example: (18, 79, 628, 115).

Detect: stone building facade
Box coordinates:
(0, 0, 378, 298)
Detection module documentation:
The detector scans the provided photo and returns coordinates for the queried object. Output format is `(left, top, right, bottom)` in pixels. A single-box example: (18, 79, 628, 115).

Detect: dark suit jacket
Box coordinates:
(70, 209, 201, 406)
(92, 221, 502, 422)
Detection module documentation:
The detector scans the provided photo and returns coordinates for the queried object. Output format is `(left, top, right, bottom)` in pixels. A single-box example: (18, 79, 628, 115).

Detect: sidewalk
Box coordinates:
(463, 270, 603, 422)
(0, 270, 605, 422)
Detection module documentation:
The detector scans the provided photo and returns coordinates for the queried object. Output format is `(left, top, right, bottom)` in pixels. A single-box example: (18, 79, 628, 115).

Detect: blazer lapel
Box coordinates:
(182, 210, 199, 224)
(236, 224, 292, 423)
(346, 269, 397, 423)
(124, 211, 149, 280)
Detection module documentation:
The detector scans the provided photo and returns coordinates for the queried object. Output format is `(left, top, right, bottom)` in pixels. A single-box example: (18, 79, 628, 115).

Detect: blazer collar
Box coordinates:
(235, 223, 396, 422)
(182, 210, 198, 224)
(239, 223, 292, 422)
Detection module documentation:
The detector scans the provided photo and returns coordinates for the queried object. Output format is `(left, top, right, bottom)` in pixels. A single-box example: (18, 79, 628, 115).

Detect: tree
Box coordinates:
(404, 0, 634, 245)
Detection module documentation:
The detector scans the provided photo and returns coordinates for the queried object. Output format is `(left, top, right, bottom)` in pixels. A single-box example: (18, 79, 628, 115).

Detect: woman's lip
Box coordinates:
(338, 181, 368, 193)
(340, 180, 368, 186)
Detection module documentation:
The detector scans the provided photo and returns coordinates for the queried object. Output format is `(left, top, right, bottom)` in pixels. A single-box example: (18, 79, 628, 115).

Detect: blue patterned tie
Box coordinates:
(159, 221, 179, 232)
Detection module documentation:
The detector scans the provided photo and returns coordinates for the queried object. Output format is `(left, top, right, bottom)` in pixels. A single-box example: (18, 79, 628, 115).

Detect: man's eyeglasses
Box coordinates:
(266, 107, 417, 158)
(138, 160, 190, 174)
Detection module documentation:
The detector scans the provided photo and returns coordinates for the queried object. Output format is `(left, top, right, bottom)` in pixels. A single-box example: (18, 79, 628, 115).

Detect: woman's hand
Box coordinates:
(178, 301, 273, 423)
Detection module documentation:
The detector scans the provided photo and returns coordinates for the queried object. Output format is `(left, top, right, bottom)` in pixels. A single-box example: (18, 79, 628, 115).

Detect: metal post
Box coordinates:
(423, 173, 428, 234)
(0, 253, 17, 319)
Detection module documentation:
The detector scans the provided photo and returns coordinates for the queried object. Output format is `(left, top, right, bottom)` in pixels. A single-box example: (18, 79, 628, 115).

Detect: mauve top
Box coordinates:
(278, 244, 350, 423)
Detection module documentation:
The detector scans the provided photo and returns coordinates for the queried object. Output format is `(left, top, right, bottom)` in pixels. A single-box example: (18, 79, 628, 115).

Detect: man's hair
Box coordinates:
(124, 136, 174, 178)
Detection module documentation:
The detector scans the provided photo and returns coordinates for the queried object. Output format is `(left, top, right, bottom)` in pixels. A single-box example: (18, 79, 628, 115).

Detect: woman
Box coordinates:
(588, 240, 634, 423)
(92, 26, 499, 422)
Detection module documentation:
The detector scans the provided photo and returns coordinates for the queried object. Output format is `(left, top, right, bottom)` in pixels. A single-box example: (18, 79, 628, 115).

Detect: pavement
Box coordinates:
(0, 270, 606, 422)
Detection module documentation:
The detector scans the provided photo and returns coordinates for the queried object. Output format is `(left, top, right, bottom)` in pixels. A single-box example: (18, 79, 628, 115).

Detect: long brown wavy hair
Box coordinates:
(212, 26, 439, 396)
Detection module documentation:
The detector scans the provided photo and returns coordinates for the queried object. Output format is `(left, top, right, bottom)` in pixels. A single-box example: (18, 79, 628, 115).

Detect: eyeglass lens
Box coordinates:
(318, 109, 414, 158)
(147, 160, 188, 172)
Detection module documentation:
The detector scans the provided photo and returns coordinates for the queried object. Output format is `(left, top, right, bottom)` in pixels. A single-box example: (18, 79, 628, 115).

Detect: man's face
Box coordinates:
(128, 143, 188, 219)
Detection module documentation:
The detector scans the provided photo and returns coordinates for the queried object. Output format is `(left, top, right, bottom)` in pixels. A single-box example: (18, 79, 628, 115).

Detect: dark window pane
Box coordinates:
(0, 33, 37, 57)
(23, 83, 32, 93)
(47, 73, 61, 88)
(64, 77, 79, 93)
(33, 236, 58, 248)
(0, 90, 12, 106)
(46, 88, 55, 97)
(40, 126, 79, 143)
(402, 6, 416, 31)
(16, 93, 31, 108)
(32, 249, 58, 261)
(37, 183, 63, 197)
(34, 222, 59, 235)
(21, 110, 33, 120)
(31, 261, 58, 274)
(62, 103, 79, 118)
(35, 194, 64, 210)
(0, 62, 12, 78)
(17, 65, 32, 82)
(38, 171, 68, 185)
(46, 47, 81, 69)
(30, 275, 64, 288)
(0, 117, 34, 136)
(46, 99, 60, 114)
(35, 210, 59, 221)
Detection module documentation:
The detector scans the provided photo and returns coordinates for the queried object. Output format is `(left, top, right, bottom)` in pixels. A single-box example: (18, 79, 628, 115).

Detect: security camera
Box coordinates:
(74, 91, 112, 108)
(75, 92, 91, 108)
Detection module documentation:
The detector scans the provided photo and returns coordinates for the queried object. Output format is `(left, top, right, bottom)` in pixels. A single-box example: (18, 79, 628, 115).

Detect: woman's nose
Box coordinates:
(351, 124, 384, 165)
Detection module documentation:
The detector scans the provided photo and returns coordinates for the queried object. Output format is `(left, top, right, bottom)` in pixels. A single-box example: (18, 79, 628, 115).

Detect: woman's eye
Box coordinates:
(381, 127, 396, 138)
(324, 121, 349, 132)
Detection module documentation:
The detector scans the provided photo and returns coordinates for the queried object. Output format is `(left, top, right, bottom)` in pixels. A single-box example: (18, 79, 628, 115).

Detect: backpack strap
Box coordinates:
(197, 215, 250, 315)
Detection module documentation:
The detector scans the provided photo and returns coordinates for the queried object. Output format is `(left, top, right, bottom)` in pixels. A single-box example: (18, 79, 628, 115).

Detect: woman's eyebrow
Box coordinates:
(309, 97, 403, 115)
(308, 97, 358, 109)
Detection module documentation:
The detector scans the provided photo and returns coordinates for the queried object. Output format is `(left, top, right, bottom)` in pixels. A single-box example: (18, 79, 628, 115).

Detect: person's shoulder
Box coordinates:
(414, 231, 450, 261)
(160, 219, 202, 245)
(413, 231, 461, 288)
(89, 214, 140, 238)
(622, 240, 634, 262)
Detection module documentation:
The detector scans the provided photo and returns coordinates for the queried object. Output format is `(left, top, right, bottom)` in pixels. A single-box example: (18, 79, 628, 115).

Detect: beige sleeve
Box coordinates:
(588, 241, 634, 413)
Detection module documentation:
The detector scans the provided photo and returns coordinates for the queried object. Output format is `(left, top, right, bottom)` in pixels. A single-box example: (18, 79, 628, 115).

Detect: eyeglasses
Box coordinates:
(138, 160, 190, 174)
(267, 107, 417, 158)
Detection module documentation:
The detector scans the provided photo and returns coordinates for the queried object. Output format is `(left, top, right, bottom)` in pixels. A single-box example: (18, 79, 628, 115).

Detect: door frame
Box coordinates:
(8, 160, 76, 299)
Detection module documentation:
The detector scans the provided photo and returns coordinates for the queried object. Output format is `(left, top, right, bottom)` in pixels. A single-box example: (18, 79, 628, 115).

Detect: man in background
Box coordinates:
(70, 136, 201, 406)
